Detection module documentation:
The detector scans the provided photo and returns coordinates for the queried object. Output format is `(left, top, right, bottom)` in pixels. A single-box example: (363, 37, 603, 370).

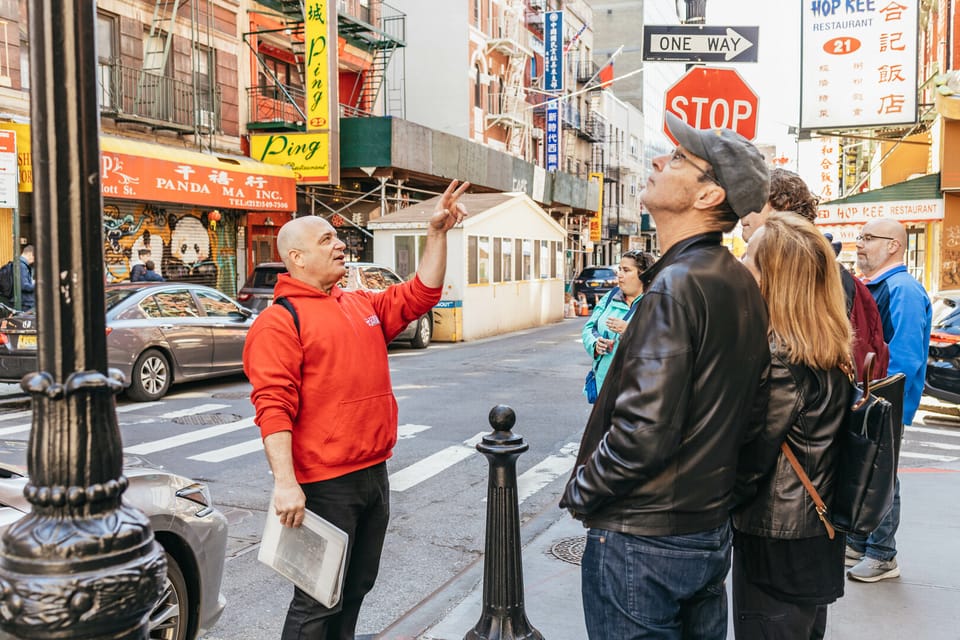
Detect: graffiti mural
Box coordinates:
(102, 204, 238, 296)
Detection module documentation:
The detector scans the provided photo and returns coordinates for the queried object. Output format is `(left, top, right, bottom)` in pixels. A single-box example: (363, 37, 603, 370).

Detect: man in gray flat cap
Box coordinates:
(561, 112, 771, 639)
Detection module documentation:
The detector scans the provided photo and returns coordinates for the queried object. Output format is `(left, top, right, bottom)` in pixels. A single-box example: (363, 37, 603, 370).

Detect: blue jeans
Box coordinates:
(581, 522, 732, 640)
(847, 475, 900, 562)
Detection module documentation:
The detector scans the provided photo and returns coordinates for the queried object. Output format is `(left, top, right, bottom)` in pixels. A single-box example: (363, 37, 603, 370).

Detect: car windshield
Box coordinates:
(105, 288, 140, 311)
(933, 295, 960, 329)
(579, 268, 617, 280)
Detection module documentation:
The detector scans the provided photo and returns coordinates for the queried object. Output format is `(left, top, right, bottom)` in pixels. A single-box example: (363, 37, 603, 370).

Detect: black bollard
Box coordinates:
(465, 405, 544, 640)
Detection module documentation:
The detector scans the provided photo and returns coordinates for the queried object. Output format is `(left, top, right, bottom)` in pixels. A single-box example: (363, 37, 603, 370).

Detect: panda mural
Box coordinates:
(164, 213, 218, 287)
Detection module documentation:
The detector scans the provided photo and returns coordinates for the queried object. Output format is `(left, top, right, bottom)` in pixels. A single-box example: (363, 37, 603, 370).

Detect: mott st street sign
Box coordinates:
(643, 25, 759, 63)
(664, 67, 759, 141)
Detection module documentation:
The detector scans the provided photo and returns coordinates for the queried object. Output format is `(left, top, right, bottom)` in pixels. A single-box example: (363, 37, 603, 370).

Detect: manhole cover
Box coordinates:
(549, 536, 585, 565)
(172, 413, 243, 426)
(212, 391, 251, 400)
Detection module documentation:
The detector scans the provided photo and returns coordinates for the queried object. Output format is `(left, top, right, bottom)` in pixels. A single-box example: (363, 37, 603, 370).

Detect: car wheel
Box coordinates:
(127, 349, 172, 402)
(410, 316, 431, 349)
(149, 551, 189, 640)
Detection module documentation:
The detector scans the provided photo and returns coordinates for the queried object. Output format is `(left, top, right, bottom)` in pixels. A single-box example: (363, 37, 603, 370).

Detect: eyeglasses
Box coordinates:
(855, 233, 895, 243)
(669, 147, 721, 187)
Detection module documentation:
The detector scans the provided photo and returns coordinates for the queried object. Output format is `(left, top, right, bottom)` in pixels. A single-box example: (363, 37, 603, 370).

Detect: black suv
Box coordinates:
(571, 266, 618, 308)
(237, 262, 433, 348)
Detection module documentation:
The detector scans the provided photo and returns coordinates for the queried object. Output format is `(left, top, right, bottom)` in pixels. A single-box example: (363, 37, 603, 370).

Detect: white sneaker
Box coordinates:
(844, 545, 864, 568)
(847, 557, 900, 582)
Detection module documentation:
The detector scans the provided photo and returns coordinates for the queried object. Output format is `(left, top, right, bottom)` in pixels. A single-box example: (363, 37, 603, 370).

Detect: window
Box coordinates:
(533, 241, 541, 278)
(359, 266, 402, 290)
(468, 236, 479, 284)
(487, 79, 497, 115)
(478, 236, 490, 284)
(630, 135, 639, 157)
(474, 0, 481, 24)
(474, 64, 482, 109)
(502, 238, 513, 282)
(96, 12, 117, 108)
(515, 239, 523, 281)
(197, 290, 241, 317)
(194, 45, 215, 111)
(147, 290, 200, 318)
(493, 238, 502, 282)
(551, 241, 560, 278)
(394, 235, 425, 280)
(539, 240, 550, 279)
(522, 240, 533, 280)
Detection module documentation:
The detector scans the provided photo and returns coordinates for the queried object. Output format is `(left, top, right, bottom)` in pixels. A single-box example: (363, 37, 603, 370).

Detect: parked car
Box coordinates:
(925, 290, 960, 404)
(0, 283, 254, 401)
(0, 440, 227, 640)
(237, 261, 433, 348)
(571, 266, 618, 308)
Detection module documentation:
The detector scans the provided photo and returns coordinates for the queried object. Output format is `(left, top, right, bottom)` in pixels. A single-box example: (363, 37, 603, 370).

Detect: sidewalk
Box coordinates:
(381, 469, 960, 639)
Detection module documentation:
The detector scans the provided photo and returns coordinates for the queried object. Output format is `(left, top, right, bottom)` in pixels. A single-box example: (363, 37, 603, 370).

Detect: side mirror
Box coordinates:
(232, 307, 253, 320)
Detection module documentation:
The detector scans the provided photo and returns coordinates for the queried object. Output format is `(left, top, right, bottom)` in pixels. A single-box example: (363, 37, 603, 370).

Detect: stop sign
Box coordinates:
(663, 67, 759, 141)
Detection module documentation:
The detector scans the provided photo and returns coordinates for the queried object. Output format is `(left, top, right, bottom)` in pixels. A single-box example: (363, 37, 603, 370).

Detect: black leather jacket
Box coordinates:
(733, 354, 851, 538)
(560, 233, 770, 536)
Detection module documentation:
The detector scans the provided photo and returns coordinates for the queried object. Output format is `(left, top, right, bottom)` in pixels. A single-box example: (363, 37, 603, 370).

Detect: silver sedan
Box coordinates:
(0, 441, 227, 640)
(0, 283, 254, 401)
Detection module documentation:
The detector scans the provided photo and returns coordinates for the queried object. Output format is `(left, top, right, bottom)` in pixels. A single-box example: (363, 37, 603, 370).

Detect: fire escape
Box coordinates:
(246, 0, 407, 131)
(485, 0, 534, 159)
(99, 0, 220, 143)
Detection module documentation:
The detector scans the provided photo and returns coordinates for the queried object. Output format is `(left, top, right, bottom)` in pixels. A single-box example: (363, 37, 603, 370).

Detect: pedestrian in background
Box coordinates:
(847, 217, 932, 582)
(734, 213, 852, 639)
(580, 249, 655, 402)
(141, 260, 165, 282)
(129, 248, 151, 282)
(561, 113, 770, 639)
(742, 168, 888, 379)
(243, 179, 468, 640)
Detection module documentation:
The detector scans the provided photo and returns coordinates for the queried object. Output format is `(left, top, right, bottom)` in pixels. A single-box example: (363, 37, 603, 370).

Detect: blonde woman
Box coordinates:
(733, 212, 853, 639)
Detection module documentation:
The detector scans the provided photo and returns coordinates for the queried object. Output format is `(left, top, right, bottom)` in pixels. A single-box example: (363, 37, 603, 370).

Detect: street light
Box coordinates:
(0, 3, 165, 638)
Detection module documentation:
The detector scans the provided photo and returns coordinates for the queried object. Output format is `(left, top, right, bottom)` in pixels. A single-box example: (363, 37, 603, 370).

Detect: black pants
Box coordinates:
(280, 463, 390, 640)
(732, 548, 828, 640)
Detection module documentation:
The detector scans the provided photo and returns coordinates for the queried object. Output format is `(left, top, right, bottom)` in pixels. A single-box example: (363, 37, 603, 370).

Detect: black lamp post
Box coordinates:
(684, 0, 707, 23)
(0, 2, 165, 638)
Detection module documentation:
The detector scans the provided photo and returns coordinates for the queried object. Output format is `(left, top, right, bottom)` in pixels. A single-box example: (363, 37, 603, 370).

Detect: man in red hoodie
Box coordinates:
(244, 179, 469, 639)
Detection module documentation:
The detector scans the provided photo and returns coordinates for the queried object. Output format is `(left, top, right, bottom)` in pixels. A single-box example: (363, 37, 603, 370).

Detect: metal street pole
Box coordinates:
(0, 2, 165, 638)
(683, 0, 707, 71)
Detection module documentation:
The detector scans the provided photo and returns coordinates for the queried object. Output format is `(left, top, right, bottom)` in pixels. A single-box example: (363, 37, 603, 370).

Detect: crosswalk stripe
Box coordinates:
(516, 442, 579, 504)
(398, 424, 431, 439)
(904, 439, 960, 451)
(0, 410, 30, 423)
(157, 404, 229, 419)
(900, 451, 957, 461)
(124, 417, 257, 455)
(188, 438, 263, 462)
(0, 401, 164, 435)
(389, 432, 486, 492)
(907, 426, 960, 438)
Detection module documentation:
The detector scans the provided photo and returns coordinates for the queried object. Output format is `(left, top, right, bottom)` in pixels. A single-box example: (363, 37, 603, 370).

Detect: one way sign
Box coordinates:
(642, 25, 759, 63)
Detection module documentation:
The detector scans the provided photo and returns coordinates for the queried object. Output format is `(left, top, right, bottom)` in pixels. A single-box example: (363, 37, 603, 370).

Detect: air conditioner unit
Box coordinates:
(195, 109, 215, 132)
(531, 127, 544, 140)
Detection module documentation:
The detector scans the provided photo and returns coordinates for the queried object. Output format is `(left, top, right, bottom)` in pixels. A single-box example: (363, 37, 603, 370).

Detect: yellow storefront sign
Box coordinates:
(250, 132, 332, 184)
(589, 172, 603, 244)
(0, 123, 32, 192)
(305, 0, 332, 130)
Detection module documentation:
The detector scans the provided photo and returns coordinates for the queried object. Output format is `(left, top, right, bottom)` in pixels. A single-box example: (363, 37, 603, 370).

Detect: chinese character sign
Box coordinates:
(801, 0, 918, 129)
(544, 11, 564, 92)
(305, 0, 333, 131)
(798, 137, 839, 204)
(546, 103, 561, 171)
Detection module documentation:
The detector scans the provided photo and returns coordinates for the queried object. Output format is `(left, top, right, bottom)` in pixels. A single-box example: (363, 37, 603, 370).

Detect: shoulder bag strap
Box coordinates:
(780, 442, 836, 540)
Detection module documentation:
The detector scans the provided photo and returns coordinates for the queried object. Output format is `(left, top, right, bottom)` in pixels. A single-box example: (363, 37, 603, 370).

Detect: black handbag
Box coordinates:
(831, 352, 905, 536)
(783, 352, 905, 538)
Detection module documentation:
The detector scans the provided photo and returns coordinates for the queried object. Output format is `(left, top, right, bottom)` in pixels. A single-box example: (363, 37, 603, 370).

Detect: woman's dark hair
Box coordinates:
(768, 168, 819, 222)
(622, 250, 657, 271)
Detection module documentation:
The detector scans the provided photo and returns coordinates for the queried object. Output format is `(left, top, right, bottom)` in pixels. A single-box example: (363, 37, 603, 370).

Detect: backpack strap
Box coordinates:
(274, 297, 300, 338)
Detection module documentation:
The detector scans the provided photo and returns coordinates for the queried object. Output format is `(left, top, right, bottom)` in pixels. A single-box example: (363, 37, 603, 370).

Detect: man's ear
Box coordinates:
(693, 183, 726, 212)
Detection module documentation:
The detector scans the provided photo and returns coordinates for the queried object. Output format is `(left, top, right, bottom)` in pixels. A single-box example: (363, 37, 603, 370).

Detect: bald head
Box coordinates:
(275, 216, 347, 292)
(856, 217, 907, 278)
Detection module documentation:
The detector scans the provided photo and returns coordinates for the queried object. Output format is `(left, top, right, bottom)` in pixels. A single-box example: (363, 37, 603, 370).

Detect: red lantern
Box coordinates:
(208, 209, 222, 230)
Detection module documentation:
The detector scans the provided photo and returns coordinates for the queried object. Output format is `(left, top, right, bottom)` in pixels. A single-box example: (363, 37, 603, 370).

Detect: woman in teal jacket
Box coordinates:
(581, 250, 655, 401)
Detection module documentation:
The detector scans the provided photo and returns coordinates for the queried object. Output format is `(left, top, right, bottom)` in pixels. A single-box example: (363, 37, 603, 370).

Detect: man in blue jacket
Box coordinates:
(847, 218, 932, 582)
